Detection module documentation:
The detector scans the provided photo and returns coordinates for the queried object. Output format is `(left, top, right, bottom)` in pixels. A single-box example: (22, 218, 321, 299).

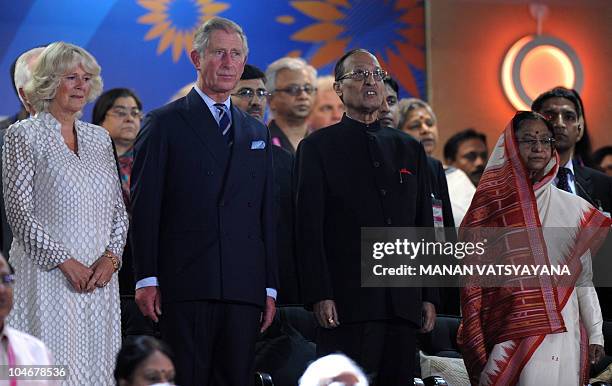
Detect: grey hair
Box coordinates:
(24, 42, 103, 114)
(397, 97, 437, 131)
(193, 17, 249, 58)
(14, 47, 45, 106)
(264, 57, 317, 92)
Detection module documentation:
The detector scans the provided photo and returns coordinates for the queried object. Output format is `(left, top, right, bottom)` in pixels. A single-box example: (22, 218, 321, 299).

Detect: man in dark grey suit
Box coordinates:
(532, 87, 612, 321)
(130, 17, 278, 386)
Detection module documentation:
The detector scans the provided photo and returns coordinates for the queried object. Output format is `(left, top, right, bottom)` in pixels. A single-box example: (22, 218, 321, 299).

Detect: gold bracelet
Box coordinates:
(104, 251, 119, 272)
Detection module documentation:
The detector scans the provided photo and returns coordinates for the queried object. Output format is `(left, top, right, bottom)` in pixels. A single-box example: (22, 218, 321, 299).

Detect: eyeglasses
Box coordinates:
(232, 88, 269, 100)
(517, 138, 556, 148)
(0, 274, 14, 287)
(274, 84, 317, 96)
(338, 68, 388, 82)
(107, 107, 143, 120)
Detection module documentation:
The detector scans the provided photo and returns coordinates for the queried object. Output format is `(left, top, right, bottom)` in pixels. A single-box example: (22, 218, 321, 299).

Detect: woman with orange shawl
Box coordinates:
(458, 111, 611, 385)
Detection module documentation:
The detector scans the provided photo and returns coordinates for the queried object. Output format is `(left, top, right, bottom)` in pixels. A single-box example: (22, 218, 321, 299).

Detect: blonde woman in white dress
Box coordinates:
(2, 41, 128, 385)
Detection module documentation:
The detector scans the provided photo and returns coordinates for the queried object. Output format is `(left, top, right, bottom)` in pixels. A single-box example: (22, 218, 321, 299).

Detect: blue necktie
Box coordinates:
(214, 103, 232, 145)
(557, 167, 572, 193)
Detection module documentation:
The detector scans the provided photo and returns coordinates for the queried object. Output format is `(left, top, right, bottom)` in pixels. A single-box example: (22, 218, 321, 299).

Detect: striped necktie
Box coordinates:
(214, 103, 232, 145)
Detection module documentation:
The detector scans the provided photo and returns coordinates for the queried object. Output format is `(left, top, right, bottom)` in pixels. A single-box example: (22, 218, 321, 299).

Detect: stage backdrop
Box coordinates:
(0, 0, 426, 119)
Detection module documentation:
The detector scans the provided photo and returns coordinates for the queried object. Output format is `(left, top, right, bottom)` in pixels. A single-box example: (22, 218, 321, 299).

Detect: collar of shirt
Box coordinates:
(194, 85, 232, 126)
(342, 113, 381, 132)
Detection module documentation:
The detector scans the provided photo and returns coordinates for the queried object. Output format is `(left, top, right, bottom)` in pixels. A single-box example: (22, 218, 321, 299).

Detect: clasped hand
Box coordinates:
(58, 255, 115, 293)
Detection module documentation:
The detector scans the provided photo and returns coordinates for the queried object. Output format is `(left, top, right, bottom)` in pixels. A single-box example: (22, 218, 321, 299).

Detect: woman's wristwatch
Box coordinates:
(104, 251, 120, 272)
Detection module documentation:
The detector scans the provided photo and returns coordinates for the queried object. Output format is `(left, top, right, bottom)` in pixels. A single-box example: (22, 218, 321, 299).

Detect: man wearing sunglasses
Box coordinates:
(295, 49, 437, 385)
(265, 57, 317, 154)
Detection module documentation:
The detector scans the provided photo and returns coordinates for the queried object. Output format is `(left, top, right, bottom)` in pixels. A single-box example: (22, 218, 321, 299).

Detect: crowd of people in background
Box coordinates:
(0, 15, 610, 386)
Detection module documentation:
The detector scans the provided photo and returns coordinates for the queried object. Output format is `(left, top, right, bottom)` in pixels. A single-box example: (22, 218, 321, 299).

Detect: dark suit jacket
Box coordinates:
(271, 146, 300, 305)
(427, 157, 455, 230)
(427, 157, 460, 315)
(130, 89, 278, 307)
(294, 116, 438, 326)
(574, 160, 612, 320)
(573, 160, 612, 213)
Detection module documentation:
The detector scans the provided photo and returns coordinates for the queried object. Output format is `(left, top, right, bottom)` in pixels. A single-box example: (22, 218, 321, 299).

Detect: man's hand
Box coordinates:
(260, 296, 276, 333)
(590, 344, 604, 364)
(314, 299, 339, 329)
(85, 255, 115, 292)
(419, 301, 436, 333)
(135, 286, 162, 323)
(58, 258, 94, 293)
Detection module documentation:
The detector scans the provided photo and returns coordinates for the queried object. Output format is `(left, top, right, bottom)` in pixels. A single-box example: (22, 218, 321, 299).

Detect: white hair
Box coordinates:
(192, 16, 248, 58)
(13, 47, 45, 106)
(265, 57, 317, 92)
(24, 41, 103, 114)
(299, 354, 369, 386)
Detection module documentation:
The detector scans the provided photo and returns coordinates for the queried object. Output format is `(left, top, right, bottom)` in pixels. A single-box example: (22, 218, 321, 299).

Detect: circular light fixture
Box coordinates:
(501, 35, 583, 110)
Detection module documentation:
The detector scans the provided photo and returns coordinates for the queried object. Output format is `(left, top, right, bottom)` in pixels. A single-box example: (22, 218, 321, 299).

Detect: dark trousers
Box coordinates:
(120, 296, 159, 338)
(160, 300, 261, 386)
(316, 319, 417, 386)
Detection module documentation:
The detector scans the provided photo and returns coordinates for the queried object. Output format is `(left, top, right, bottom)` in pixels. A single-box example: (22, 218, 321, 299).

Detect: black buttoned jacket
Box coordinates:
(294, 115, 438, 326)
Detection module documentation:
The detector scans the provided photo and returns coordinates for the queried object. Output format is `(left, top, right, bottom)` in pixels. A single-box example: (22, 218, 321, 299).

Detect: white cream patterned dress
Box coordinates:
(2, 112, 128, 385)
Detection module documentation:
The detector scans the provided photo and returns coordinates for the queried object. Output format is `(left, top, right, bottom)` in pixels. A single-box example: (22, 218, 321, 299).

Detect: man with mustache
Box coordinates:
(443, 129, 488, 189)
(532, 87, 612, 321)
(130, 17, 278, 386)
(532, 87, 611, 214)
(443, 129, 488, 227)
(266, 57, 317, 154)
(295, 48, 437, 385)
(231, 64, 268, 121)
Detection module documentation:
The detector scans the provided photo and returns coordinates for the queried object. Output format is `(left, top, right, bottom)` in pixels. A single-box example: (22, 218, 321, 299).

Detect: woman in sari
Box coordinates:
(458, 111, 611, 385)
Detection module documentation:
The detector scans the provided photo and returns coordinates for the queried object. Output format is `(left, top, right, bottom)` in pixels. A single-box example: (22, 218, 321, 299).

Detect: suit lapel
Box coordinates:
(180, 89, 230, 167)
(573, 159, 594, 204)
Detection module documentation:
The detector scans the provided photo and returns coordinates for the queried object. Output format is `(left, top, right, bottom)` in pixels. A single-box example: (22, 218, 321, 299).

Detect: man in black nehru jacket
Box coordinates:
(294, 48, 437, 385)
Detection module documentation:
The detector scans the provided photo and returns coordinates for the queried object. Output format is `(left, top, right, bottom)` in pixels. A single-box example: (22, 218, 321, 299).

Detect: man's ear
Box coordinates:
(333, 81, 342, 98)
(576, 118, 585, 142)
(190, 50, 201, 69)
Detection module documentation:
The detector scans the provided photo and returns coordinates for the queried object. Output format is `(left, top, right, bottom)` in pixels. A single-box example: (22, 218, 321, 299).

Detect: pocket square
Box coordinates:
(251, 140, 266, 150)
